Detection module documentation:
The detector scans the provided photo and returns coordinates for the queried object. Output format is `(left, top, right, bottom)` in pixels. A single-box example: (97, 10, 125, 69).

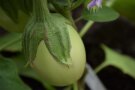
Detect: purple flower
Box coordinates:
(87, 0, 102, 9)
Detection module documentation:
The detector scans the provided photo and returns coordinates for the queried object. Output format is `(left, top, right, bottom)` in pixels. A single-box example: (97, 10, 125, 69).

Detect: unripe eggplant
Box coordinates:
(32, 25, 86, 86)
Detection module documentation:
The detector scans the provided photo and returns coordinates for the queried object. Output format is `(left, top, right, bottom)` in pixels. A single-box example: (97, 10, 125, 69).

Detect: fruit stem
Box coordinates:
(63, 10, 77, 29)
(51, 3, 77, 29)
(73, 82, 78, 90)
(33, 0, 50, 21)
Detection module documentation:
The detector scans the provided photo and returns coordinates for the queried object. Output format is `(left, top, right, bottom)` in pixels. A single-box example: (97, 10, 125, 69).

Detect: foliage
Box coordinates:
(0, 56, 31, 90)
(0, 0, 135, 90)
(96, 45, 135, 79)
(82, 6, 119, 22)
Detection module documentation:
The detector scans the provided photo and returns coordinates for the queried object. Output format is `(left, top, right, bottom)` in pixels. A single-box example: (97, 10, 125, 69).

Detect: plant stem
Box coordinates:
(79, 20, 107, 90)
(63, 10, 77, 29)
(73, 82, 78, 90)
(75, 16, 83, 23)
(33, 0, 50, 21)
(95, 61, 107, 73)
(51, 3, 77, 29)
(77, 1, 116, 90)
(79, 21, 94, 37)
(67, 0, 72, 8)
(56, 8, 77, 29)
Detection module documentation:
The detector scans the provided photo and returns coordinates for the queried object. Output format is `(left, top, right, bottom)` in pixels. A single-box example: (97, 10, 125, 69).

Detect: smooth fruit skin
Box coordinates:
(32, 25, 86, 86)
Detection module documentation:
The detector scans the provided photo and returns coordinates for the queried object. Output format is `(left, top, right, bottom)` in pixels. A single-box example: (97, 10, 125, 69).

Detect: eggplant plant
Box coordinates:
(3, 0, 135, 90)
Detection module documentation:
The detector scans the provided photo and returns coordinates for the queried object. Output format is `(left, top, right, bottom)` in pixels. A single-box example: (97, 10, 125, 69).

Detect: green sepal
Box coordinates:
(23, 0, 72, 65)
(44, 14, 72, 65)
(22, 17, 45, 66)
(23, 14, 72, 65)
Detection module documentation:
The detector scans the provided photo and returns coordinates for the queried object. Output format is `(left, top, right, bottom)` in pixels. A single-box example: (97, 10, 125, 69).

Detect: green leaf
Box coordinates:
(12, 54, 55, 90)
(19, 0, 33, 14)
(82, 6, 119, 22)
(0, 33, 22, 52)
(0, 56, 31, 90)
(0, 0, 19, 23)
(0, 8, 29, 32)
(44, 14, 71, 65)
(96, 45, 135, 78)
(11, 54, 39, 80)
(4, 41, 22, 52)
(0, 0, 32, 23)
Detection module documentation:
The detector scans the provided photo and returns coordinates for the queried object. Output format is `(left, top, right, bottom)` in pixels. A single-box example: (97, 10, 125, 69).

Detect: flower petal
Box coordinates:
(96, 0, 102, 7)
(87, 0, 97, 9)
(87, 0, 102, 9)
